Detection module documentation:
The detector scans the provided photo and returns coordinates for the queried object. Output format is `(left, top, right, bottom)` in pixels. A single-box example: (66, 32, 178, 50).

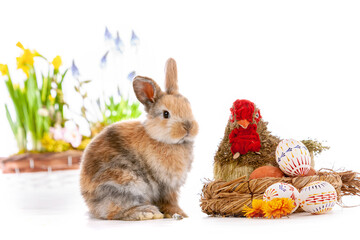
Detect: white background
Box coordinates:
(0, 0, 360, 239)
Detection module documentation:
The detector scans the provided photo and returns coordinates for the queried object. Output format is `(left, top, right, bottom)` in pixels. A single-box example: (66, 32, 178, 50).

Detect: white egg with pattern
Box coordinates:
(299, 181, 337, 214)
(263, 182, 300, 213)
(276, 139, 311, 177)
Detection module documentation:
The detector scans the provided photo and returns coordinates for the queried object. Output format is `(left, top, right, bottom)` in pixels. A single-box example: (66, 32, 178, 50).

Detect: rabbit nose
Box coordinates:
(182, 121, 192, 132)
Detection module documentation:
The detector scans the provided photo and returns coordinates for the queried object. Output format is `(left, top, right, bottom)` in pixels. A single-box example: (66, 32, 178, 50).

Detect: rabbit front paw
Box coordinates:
(162, 205, 188, 220)
(123, 205, 164, 221)
(171, 213, 184, 220)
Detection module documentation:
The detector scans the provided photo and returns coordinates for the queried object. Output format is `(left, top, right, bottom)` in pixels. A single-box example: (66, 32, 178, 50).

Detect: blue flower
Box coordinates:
(96, 98, 101, 108)
(71, 60, 80, 78)
(130, 30, 140, 47)
(114, 31, 124, 54)
(104, 27, 113, 41)
(117, 86, 122, 97)
(100, 51, 109, 68)
(127, 71, 136, 81)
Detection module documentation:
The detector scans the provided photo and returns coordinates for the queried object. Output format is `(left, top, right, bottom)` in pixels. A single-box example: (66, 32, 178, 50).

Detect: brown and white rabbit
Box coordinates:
(80, 58, 198, 221)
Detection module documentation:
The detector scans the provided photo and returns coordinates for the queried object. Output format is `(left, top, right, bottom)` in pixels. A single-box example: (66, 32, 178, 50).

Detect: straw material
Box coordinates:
(213, 118, 329, 181)
(200, 169, 360, 217)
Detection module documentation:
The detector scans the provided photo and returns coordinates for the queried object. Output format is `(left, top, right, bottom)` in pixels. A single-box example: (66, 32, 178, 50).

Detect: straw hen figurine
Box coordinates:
(214, 99, 281, 181)
(228, 99, 262, 156)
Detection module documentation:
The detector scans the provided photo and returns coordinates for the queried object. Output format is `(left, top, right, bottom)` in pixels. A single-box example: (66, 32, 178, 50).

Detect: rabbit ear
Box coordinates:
(165, 58, 178, 94)
(133, 76, 163, 111)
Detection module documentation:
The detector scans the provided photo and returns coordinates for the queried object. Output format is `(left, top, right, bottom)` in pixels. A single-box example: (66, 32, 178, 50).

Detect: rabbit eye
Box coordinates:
(163, 110, 170, 119)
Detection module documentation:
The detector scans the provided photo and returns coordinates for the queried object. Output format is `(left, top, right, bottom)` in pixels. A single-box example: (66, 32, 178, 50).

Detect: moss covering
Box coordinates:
(301, 139, 330, 156)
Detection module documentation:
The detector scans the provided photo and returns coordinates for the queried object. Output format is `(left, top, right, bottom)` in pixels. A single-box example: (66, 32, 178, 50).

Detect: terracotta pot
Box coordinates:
(0, 150, 82, 174)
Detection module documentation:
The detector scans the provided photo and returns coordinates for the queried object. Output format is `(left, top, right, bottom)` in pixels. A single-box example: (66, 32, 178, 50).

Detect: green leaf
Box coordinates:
(5, 104, 17, 137)
(41, 75, 51, 104)
(59, 68, 68, 86)
(5, 104, 27, 152)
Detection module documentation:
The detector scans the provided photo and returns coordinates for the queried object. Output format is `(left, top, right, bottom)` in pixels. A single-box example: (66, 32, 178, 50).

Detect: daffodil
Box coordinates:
(0, 64, 8, 76)
(16, 42, 25, 50)
(16, 49, 35, 77)
(52, 55, 62, 71)
(16, 42, 41, 77)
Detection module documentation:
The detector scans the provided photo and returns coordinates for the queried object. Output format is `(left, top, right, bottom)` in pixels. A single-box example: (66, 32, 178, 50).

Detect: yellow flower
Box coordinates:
(17, 42, 41, 56)
(0, 64, 8, 76)
(16, 42, 41, 77)
(52, 55, 62, 71)
(32, 50, 41, 57)
(16, 49, 35, 77)
(48, 94, 55, 104)
(41, 134, 55, 152)
(263, 198, 294, 219)
(53, 140, 70, 152)
(76, 138, 91, 150)
(243, 199, 265, 218)
(41, 133, 70, 152)
(16, 42, 25, 50)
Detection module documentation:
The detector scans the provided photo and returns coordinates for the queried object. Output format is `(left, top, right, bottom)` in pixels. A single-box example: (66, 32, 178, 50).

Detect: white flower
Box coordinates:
(38, 108, 49, 117)
(63, 125, 82, 148)
(50, 126, 65, 141)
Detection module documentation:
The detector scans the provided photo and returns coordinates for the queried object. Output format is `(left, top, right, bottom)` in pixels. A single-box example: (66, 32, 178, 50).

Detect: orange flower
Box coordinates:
(263, 198, 294, 219)
(243, 199, 265, 218)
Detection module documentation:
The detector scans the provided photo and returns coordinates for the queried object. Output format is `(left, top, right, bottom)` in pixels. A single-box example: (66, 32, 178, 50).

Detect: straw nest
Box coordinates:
(200, 169, 360, 217)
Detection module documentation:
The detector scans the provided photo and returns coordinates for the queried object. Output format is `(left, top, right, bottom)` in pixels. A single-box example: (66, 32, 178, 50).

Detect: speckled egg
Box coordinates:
(299, 181, 337, 214)
(276, 139, 311, 177)
(263, 182, 300, 213)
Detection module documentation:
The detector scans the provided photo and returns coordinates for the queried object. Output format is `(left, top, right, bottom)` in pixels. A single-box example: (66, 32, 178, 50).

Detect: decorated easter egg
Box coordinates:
(263, 182, 300, 213)
(276, 139, 311, 177)
(299, 181, 337, 214)
(249, 166, 284, 179)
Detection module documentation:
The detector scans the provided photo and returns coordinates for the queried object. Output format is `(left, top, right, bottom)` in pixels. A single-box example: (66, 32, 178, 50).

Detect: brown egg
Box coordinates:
(249, 166, 284, 179)
(304, 167, 317, 176)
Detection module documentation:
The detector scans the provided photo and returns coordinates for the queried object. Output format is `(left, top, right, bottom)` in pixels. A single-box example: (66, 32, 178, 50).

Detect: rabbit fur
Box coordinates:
(80, 58, 198, 221)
